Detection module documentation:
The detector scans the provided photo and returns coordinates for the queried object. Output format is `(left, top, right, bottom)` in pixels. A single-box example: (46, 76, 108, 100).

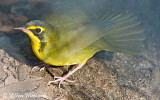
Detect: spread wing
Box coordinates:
(45, 0, 145, 56)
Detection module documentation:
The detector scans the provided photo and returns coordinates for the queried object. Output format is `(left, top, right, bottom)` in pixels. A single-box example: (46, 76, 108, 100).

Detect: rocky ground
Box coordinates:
(0, 0, 160, 100)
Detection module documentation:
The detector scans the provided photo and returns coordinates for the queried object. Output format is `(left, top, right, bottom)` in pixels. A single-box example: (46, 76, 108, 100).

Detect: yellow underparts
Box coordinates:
(24, 26, 89, 66)
(31, 40, 42, 60)
(23, 26, 42, 60)
(82, 59, 87, 64)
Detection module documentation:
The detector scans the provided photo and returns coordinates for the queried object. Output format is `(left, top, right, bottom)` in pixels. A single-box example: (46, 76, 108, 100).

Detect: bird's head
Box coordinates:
(15, 20, 49, 43)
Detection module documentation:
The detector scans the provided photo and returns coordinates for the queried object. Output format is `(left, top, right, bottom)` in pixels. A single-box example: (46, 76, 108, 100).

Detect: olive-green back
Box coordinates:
(44, 0, 144, 58)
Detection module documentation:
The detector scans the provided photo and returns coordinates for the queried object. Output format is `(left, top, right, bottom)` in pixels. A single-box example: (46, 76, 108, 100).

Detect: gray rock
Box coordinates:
(11, 1, 31, 17)
(0, 68, 7, 80)
(4, 75, 18, 85)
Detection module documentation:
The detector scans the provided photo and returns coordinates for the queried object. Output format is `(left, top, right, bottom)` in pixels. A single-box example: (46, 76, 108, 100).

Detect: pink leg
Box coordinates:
(32, 63, 50, 71)
(47, 63, 85, 88)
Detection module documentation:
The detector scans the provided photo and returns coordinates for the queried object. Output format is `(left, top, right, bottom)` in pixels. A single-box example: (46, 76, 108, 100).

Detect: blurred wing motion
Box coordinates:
(46, 0, 144, 56)
(91, 14, 145, 55)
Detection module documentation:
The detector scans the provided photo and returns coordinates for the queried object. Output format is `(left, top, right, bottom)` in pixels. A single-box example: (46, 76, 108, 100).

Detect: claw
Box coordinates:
(47, 63, 85, 88)
(31, 66, 40, 70)
(54, 76, 75, 82)
(47, 76, 75, 88)
(32, 63, 50, 71)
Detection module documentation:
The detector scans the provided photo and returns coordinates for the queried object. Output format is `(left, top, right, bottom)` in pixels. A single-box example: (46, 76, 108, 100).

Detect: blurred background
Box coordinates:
(0, 0, 159, 100)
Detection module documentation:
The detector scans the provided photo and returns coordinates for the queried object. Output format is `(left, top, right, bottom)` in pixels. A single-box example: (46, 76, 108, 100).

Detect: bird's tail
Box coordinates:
(91, 14, 145, 55)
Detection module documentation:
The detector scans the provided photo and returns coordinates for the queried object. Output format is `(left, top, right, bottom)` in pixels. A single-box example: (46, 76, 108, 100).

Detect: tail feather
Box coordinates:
(93, 14, 145, 55)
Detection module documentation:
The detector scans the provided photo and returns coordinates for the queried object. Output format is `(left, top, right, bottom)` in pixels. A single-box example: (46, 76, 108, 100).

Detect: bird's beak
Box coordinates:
(14, 27, 30, 33)
(14, 27, 34, 39)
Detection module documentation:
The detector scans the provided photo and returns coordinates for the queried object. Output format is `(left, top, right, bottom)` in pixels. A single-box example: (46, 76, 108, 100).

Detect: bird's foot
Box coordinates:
(47, 76, 74, 88)
(32, 63, 50, 71)
(47, 63, 85, 88)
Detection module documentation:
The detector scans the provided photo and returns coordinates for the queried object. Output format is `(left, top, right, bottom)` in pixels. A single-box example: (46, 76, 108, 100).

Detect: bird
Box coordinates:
(15, 0, 144, 88)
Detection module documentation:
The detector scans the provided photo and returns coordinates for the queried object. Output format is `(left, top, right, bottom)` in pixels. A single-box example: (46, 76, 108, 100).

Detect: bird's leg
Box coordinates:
(54, 76, 74, 82)
(47, 62, 86, 88)
(32, 63, 50, 71)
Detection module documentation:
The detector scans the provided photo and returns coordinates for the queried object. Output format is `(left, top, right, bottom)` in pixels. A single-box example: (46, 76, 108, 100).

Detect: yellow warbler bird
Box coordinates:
(15, 0, 144, 88)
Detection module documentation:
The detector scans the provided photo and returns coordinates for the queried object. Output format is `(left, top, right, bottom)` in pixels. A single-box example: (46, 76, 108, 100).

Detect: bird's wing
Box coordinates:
(66, 14, 144, 55)
(45, 0, 145, 56)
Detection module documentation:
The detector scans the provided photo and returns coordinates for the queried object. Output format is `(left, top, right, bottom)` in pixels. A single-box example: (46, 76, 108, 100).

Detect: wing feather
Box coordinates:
(44, 0, 144, 56)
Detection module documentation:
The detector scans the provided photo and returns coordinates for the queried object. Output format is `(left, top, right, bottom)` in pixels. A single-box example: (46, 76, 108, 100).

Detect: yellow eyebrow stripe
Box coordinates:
(27, 26, 45, 31)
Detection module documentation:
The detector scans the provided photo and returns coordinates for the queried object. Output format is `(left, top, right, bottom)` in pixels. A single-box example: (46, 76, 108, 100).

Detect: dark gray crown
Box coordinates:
(26, 20, 48, 27)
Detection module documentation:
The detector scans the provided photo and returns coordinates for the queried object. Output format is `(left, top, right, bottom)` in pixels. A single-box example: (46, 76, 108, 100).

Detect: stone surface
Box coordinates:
(0, 68, 7, 80)
(4, 75, 18, 85)
(2, 58, 9, 64)
(11, 1, 31, 17)
(0, 0, 160, 100)
(17, 65, 31, 81)
(0, 0, 20, 5)
(0, 26, 14, 33)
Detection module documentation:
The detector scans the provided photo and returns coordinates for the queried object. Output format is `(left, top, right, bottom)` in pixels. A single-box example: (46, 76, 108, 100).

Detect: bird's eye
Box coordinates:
(35, 28, 41, 33)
